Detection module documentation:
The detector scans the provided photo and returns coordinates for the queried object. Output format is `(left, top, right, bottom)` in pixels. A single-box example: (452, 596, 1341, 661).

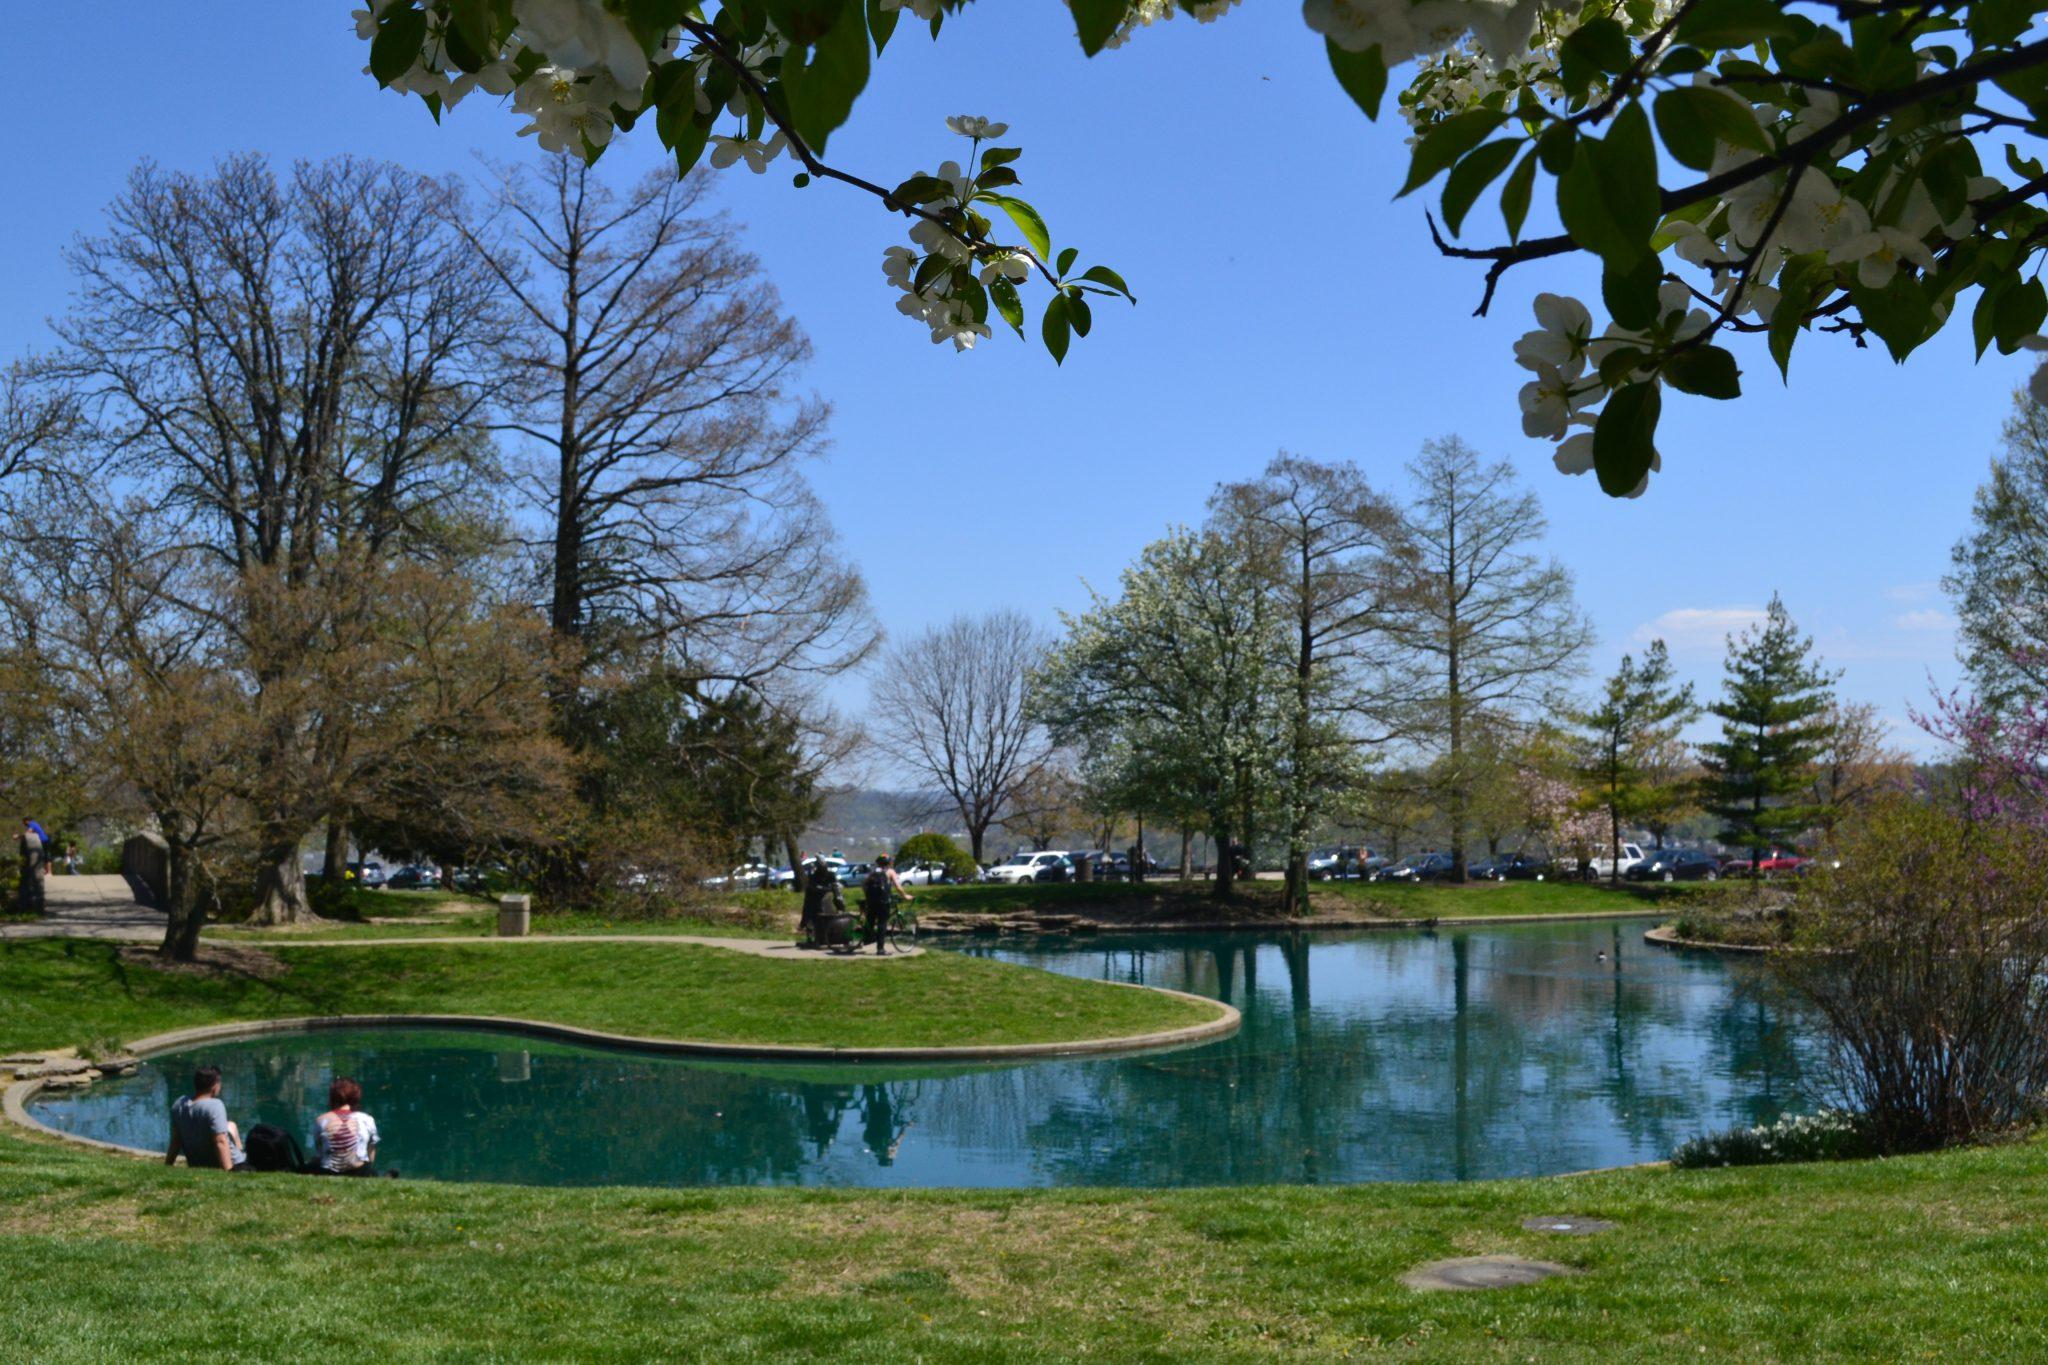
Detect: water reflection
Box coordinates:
(32, 919, 1814, 1187)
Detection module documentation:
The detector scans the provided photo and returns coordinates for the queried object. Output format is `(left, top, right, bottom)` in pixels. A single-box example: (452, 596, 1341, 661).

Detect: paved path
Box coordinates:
(2, 884, 918, 960)
(276, 934, 924, 960)
(1, 875, 163, 942)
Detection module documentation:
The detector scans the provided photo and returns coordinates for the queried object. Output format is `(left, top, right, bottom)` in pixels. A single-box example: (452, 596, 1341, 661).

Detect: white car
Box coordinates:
(983, 851, 1072, 884)
(769, 858, 846, 889)
(702, 863, 774, 889)
(1589, 843, 1647, 879)
(896, 860, 957, 886)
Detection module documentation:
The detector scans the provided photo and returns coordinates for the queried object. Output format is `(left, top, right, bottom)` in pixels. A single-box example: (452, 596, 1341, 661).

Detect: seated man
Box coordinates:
(310, 1077, 382, 1176)
(166, 1066, 247, 1171)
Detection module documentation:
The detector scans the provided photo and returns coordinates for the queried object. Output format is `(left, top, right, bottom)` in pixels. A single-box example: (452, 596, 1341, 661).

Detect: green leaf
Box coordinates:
(1662, 344, 1742, 399)
(980, 146, 1023, 170)
(1440, 140, 1521, 237)
(990, 276, 1025, 337)
(1850, 274, 1933, 362)
(1593, 383, 1662, 497)
(1602, 253, 1662, 331)
(983, 194, 1052, 262)
(1676, 0, 1799, 48)
(1400, 110, 1509, 198)
(1560, 17, 1632, 100)
(448, 0, 499, 56)
(1556, 104, 1660, 267)
(1500, 151, 1538, 242)
(370, 6, 428, 85)
(1536, 122, 1577, 175)
(1327, 42, 1388, 121)
(1654, 86, 1768, 172)
(780, 0, 870, 153)
(1769, 252, 1830, 378)
(1993, 277, 2047, 353)
(1042, 293, 1072, 365)
(1073, 0, 1125, 55)
(1055, 246, 1079, 276)
(1079, 264, 1135, 301)
(1068, 292, 1093, 337)
(866, 0, 900, 53)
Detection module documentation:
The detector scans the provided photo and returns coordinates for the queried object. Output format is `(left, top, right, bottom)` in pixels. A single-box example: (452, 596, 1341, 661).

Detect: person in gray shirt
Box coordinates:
(166, 1066, 247, 1171)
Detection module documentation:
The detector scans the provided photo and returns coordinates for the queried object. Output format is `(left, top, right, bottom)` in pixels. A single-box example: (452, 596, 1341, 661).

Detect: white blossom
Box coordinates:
(513, 0, 649, 90)
(1827, 224, 1937, 289)
(1514, 292, 1595, 379)
(708, 132, 787, 174)
(945, 114, 1009, 139)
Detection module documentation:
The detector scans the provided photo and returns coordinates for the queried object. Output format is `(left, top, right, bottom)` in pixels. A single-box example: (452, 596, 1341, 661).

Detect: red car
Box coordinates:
(1718, 850, 1811, 877)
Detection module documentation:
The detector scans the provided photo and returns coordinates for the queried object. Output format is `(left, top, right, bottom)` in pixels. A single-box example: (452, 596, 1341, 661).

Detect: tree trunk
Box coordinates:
(968, 821, 986, 865)
(323, 814, 350, 883)
(1213, 822, 1236, 899)
(1179, 828, 1192, 881)
(159, 844, 204, 962)
(247, 834, 321, 925)
(784, 833, 805, 897)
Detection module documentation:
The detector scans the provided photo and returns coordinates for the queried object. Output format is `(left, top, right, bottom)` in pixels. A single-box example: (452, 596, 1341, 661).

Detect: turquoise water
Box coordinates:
(30, 918, 1814, 1187)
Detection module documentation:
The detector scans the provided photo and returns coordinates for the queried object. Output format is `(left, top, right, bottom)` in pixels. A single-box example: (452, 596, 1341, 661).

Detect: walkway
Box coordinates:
(278, 934, 924, 960)
(1, 875, 162, 942)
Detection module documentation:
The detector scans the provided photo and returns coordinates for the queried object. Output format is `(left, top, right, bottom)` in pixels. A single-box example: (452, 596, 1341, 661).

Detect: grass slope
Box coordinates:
(0, 1130, 2040, 1361)
(0, 940, 1217, 1057)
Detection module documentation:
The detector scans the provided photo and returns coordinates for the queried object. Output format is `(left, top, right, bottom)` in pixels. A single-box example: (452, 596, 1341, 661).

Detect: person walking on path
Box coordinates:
(860, 855, 911, 955)
(16, 819, 46, 913)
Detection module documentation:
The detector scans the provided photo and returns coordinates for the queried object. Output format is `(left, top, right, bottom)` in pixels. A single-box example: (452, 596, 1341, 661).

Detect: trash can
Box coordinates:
(816, 911, 855, 948)
(1074, 854, 1093, 883)
(497, 893, 531, 938)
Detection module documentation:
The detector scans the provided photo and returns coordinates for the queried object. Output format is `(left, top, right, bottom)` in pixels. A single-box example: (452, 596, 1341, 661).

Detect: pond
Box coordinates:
(30, 917, 1817, 1187)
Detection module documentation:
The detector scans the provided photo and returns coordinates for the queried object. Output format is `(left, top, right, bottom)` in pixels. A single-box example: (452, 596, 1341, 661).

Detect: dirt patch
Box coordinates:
(117, 942, 287, 981)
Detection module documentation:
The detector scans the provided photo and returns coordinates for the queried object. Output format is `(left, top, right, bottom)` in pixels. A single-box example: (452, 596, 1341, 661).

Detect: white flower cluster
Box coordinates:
(1510, 82, 2009, 495)
(877, 118, 1030, 352)
(1401, 1, 1678, 135)
(1094, 0, 1242, 50)
(1513, 286, 1710, 497)
(1304, 0, 1552, 67)
(878, 0, 942, 18)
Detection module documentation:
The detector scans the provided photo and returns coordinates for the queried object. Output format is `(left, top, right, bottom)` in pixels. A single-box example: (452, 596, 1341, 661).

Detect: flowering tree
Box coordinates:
(1914, 671, 2048, 829)
(357, 0, 2048, 498)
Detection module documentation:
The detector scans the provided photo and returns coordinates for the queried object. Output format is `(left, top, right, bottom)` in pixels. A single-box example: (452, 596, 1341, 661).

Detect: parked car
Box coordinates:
(836, 862, 875, 887)
(1374, 852, 1454, 883)
(1589, 842, 1648, 879)
(703, 862, 774, 889)
(1069, 850, 1126, 881)
(385, 865, 440, 890)
(1473, 852, 1550, 881)
(1719, 850, 1810, 878)
(1626, 848, 1721, 882)
(984, 851, 1072, 884)
(769, 857, 846, 889)
(1307, 848, 1344, 879)
(896, 860, 958, 886)
(349, 861, 387, 888)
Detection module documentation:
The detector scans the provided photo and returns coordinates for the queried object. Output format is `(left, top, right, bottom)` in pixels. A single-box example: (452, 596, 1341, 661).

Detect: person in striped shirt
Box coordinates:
(310, 1077, 381, 1176)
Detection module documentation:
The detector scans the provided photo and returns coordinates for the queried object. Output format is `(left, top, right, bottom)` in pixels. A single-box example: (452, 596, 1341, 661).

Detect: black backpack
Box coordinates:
(244, 1122, 307, 1173)
(862, 868, 892, 909)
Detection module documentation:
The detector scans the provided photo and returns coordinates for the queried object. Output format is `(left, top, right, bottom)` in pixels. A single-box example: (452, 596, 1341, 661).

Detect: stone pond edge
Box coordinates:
(2, 990, 1243, 1161)
(1641, 924, 1776, 955)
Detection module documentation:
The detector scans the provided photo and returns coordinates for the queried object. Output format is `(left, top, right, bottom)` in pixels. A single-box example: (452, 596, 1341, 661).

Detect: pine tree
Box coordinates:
(1700, 597, 1838, 864)
(1570, 640, 1698, 882)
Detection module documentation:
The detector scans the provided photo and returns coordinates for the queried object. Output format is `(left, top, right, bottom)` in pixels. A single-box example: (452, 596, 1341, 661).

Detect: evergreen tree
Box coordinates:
(1570, 640, 1699, 881)
(1700, 598, 1838, 864)
(1946, 389, 2048, 709)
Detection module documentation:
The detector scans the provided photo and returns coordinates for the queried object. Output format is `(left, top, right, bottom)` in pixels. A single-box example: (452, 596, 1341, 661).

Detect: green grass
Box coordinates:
(0, 938, 1218, 1057)
(1320, 878, 1673, 918)
(874, 877, 1674, 921)
(0, 1127, 2040, 1360)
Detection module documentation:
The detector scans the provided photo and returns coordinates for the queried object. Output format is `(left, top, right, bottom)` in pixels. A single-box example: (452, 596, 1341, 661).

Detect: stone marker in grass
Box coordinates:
(1401, 1256, 1575, 1291)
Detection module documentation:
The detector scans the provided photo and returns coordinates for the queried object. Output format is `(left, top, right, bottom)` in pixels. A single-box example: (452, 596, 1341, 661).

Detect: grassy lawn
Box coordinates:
(1319, 878, 1673, 918)
(0, 1128, 2038, 1360)
(0, 939, 1219, 1057)
(845, 877, 1677, 923)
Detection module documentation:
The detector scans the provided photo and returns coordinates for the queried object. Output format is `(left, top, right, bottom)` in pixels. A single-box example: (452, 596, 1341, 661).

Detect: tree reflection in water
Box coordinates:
(35, 920, 1816, 1187)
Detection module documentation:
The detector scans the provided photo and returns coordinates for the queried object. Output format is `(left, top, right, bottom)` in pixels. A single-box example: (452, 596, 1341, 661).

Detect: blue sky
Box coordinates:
(4, 4, 2018, 756)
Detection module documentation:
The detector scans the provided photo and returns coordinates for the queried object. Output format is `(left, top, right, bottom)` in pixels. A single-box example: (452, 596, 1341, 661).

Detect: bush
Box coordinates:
(895, 832, 978, 882)
(80, 845, 124, 875)
(1671, 1110, 1875, 1169)
(1779, 796, 2048, 1153)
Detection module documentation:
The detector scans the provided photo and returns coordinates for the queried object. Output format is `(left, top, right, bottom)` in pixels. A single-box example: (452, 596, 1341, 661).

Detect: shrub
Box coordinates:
(80, 845, 124, 875)
(1671, 1110, 1875, 1169)
(1778, 796, 2048, 1153)
(895, 832, 978, 882)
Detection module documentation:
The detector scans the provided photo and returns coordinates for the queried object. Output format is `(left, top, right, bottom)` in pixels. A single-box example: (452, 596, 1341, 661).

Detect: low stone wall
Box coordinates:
(121, 832, 169, 906)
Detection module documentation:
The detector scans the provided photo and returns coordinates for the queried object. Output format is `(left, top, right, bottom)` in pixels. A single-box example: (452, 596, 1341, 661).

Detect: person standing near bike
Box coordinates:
(860, 855, 911, 955)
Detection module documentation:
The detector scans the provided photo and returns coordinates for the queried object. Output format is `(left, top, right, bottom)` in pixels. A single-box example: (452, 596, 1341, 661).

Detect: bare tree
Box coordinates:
(871, 610, 1050, 863)
(1385, 437, 1592, 880)
(48, 153, 512, 923)
(466, 158, 870, 685)
(1210, 453, 1414, 913)
(1809, 700, 1912, 846)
